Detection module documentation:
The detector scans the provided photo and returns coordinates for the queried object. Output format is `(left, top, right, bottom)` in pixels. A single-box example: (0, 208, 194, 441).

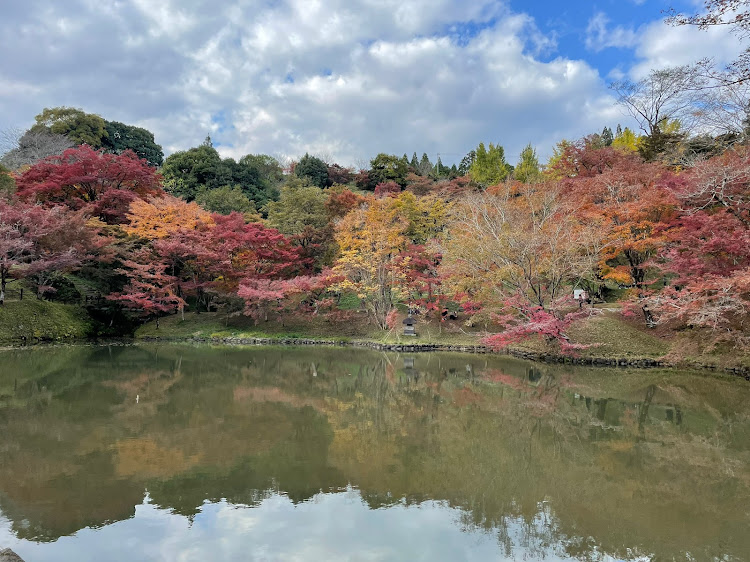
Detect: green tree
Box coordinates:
(369, 153, 408, 188)
(162, 145, 274, 206)
(32, 107, 109, 147)
(266, 178, 329, 235)
(196, 185, 256, 215)
(239, 154, 284, 187)
(161, 144, 222, 201)
(602, 127, 614, 147)
(418, 152, 433, 176)
(103, 121, 163, 166)
(0, 164, 14, 196)
(514, 144, 541, 184)
(410, 152, 419, 170)
(435, 156, 447, 178)
(295, 153, 329, 188)
(458, 150, 476, 176)
(469, 142, 513, 187)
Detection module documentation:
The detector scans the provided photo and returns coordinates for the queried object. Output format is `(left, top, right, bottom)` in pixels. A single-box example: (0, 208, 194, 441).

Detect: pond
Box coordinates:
(0, 344, 748, 561)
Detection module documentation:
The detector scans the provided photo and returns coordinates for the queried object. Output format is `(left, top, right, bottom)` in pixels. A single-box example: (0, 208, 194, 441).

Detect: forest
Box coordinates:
(1, 60, 749, 361)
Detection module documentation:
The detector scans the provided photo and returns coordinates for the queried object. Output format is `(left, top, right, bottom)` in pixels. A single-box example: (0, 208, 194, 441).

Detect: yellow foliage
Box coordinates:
(123, 196, 213, 240)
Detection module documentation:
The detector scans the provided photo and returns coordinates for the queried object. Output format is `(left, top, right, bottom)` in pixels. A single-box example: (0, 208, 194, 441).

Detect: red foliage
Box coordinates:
(394, 244, 445, 316)
(109, 248, 184, 318)
(0, 199, 101, 298)
(374, 181, 402, 198)
(560, 158, 678, 286)
(549, 141, 642, 179)
(15, 145, 162, 224)
(642, 150, 750, 344)
(326, 164, 353, 185)
(325, 189, 365, 219)
(210, 213, 307, 287)
(484, 294, 597, 354)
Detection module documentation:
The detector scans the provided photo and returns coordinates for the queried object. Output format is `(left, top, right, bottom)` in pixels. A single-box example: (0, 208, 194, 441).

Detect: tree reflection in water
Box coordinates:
(0, 344, 747, 561)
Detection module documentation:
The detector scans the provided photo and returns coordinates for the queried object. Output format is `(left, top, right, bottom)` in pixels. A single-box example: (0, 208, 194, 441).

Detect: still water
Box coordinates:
(0, 344, 748, 561)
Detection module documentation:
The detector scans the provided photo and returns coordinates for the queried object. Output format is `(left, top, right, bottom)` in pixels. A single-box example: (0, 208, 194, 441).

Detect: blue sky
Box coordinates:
(0, 0, 744, 166)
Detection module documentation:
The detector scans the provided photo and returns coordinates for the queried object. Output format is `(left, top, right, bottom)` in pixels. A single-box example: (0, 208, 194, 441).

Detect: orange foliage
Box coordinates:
(123, 195, 213, 240)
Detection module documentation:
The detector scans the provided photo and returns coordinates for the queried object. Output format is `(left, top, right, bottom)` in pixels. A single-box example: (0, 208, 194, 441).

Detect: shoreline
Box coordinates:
(2, 332, 748, 380)
(137, 334, 750, 379)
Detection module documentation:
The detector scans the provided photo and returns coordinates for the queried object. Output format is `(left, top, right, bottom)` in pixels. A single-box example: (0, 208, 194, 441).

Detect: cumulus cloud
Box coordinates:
(0, 0, 628, 165)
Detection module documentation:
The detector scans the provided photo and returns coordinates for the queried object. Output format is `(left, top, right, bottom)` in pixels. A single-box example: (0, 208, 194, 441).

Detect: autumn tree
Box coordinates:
(441, 183, 601, 333)
(0, 200, 100, 302)
(545, 139, 642, 180)
(332, 192, 448, 328)
(325, 186, 365, 220)
(374, 181, 402, 197)
(123, 196, 213, 240)
(332, 196, 409, 328)
(612, 127, 640, 152)
(560, 157, 677, 288)
(326, 163, 353, 185)
(15, 145, 162, 224)
(641, 148, 750, 344)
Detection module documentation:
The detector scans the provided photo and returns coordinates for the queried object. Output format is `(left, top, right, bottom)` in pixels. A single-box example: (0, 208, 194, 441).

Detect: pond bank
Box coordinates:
(138, 334, 750, 379)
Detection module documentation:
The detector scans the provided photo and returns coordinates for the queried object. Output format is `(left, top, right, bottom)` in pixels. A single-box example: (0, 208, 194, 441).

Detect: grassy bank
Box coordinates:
(134, 308, 749, 373)
(0, 298, 745, 374)
(0, 298, 92, 344)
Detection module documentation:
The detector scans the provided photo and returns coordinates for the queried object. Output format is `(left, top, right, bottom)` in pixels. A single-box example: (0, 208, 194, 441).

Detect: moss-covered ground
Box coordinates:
(0, 298, 92, 344)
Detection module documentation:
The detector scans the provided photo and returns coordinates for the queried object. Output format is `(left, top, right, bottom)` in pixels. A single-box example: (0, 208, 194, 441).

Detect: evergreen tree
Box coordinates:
(458, 150, 476, 176)
(410, 152, 419, 170)
(295, 153, 329, 188)
(469, 142, 512, 187)
(601, 126, 614, 147)
(514, 144, 541, 184)
(418, 153, 433, 176)
(435, 156, 445, 177)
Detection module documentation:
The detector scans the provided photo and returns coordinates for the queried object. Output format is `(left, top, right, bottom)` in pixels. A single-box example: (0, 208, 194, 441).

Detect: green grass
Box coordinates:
(130, 308, 750, 371)
(565, 313, 670, 358)
(0, 298, 92, 344)
(135, 310, 484, 346)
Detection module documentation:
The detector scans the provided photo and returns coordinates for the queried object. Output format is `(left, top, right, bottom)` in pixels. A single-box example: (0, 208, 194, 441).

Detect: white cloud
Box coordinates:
(629, 17, 745, 79)
(585, 12, 639, 52)
(0, 0, 625, 166)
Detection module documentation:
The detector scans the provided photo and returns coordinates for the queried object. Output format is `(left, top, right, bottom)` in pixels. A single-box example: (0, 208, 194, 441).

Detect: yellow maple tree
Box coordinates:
(123, 195, 213, 240)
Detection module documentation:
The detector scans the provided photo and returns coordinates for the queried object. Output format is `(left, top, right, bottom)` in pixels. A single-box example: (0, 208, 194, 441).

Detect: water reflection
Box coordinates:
(0, 344, 748, 561)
